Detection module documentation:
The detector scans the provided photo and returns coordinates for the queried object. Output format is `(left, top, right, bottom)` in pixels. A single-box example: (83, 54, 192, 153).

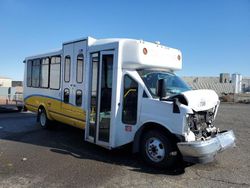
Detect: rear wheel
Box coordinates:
(140, 130, 178, 169)
(38, 108, 50, 129)
(17, 106, 23, 112)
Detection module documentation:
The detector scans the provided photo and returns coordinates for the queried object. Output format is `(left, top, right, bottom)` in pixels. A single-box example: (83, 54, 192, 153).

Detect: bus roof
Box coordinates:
(25, 49, 62, 60)
(24, 37, 182, 71)
(89, 38, 182, 71)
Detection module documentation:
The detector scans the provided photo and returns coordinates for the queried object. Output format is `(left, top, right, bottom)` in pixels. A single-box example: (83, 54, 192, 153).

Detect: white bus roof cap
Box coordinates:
(120, 39, 182, 70)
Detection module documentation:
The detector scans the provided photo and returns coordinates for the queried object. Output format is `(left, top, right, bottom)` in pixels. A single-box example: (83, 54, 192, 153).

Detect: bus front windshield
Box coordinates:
(138, 70, 191, 98)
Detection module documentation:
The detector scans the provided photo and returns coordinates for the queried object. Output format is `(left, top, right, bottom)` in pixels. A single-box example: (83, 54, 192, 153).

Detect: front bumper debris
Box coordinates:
(177, 130, 236, 163)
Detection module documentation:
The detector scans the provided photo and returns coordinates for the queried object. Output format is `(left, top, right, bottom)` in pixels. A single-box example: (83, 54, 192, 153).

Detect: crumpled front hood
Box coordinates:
(181, 89, 219, 111)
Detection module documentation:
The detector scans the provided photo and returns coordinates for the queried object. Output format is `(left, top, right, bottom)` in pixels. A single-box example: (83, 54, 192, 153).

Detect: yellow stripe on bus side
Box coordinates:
(25, 95, 86, 129)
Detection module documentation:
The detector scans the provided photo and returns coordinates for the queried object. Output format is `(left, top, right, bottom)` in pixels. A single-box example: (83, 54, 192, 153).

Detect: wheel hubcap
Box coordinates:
(40, 112, 46, 126)
(146, 137, 165, 162)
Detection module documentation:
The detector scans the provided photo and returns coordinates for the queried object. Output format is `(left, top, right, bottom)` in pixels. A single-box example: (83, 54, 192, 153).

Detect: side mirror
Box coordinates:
(156, 79, 166, 100)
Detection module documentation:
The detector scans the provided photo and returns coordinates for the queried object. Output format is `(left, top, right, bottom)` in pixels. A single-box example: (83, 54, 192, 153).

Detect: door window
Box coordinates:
(64, 88, 70, 103)
(122, 75, 138, 125)
(89, 53, 99, 138)
(76, 90, 82, 106)
(64, 56, 71, 82)
(98, 54, 113, 142)
(76, 54, 84, 83)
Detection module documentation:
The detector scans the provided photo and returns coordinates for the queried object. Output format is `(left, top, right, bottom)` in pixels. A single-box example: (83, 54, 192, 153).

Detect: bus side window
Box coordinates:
(31, 59, 40, 88)
(64, 88, 70, 103)
(27, 60, 32, 87)
(50, 56, 61, 89)
(40, 57, 49, 88)
(122, 75, 138, 125)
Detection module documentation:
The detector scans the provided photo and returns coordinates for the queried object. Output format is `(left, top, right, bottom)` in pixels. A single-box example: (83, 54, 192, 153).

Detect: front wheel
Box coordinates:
(38, 108, 51, 129)
(140, 130, 178, 169)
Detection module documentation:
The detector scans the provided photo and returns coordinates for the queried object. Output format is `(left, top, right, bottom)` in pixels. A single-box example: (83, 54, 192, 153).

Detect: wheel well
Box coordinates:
(133, 122, 179, 153)
(37, 105, 45, 122)
(38, 105, 46, 113)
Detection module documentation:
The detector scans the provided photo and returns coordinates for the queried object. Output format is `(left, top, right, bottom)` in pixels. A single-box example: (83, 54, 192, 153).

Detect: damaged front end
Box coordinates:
(177, 107, 236, 163)
(186, 108, 219, 141)
(177, 130, 236, 163)
(173, 89, 236, 163)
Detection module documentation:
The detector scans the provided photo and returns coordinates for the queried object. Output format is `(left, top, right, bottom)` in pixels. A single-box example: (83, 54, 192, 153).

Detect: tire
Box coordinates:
(17, 106, 23, 112)
(140, 130, 178, 169)
(38, 108, 50, 129)
(23, 106, 28, 112)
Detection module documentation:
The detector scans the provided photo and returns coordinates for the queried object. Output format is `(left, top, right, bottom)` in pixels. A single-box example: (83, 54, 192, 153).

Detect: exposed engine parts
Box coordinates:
(187, 108, 219, 140)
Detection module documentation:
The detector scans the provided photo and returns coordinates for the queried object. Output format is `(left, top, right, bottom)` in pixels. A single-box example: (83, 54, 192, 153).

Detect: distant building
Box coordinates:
(0, 77, 12, 87)
(182, 76, 233, 96)
(12, 81, 23, 87)
(232, 73, 242, 93)
(220, 73, 230, 83)
(242, 77, 250, 93)
(182, 73, 250, 96)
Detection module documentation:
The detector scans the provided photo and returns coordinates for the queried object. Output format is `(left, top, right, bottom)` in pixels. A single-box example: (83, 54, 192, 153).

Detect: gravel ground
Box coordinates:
(0, 103, 249, 188)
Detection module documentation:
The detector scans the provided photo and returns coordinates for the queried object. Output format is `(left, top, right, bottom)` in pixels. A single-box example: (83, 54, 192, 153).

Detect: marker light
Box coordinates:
(143, 48, 148, 55)
(177, 54, 181, 61)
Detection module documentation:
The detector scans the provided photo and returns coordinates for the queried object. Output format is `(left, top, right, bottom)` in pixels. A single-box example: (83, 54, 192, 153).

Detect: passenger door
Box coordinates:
(86, 51, 115, 147)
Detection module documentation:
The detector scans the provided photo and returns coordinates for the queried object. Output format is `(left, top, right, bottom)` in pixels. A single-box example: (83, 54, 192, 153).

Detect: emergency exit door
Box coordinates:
(62, 41, 86, 125)
(86, 51, 114, 146)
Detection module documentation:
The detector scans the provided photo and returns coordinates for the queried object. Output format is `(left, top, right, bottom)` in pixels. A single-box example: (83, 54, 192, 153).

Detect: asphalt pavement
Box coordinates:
(0, 103, 249, 188)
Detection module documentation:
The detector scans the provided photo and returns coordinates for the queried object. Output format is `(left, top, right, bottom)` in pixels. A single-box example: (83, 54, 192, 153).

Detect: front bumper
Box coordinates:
(177, 130, 236, 163)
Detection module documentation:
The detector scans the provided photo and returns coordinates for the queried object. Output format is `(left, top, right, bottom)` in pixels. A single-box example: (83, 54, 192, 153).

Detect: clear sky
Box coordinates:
(0, 0, 249, 80)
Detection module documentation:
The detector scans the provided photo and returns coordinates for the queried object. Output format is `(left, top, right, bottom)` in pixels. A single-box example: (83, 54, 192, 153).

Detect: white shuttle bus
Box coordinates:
(23, 37, 235, 168)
